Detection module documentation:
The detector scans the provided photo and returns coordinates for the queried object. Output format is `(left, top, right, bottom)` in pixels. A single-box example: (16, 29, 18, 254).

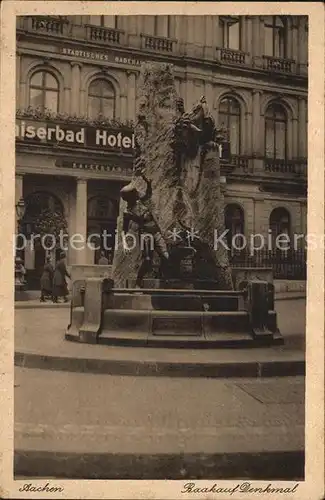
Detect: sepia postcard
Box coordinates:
(0, 1, 324, 499)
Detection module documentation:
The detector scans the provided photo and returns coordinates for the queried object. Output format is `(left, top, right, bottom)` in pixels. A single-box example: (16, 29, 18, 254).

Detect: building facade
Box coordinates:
(16, 15, 308, 288)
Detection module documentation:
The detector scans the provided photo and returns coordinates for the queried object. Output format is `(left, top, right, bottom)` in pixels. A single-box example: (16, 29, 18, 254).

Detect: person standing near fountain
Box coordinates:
(52, 252, 71, 303)
(120, 166, 169, 288)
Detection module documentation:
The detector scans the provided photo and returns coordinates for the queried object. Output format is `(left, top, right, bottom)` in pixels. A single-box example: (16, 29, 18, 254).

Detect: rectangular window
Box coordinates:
(44, 91, 58, 112)
(89, 16, 117, 28)
(88, 97, 101, 119)
(264, 26, 274, 56)
(154, 15, 171, 38)
(103, 16, 117, 29)
(228, 21, 240, 50)
(220, 18, 240, 50)
(29, 88, 43, 109)
(229, 115, 240, 155)
(101, 99, 115, 119)
(265, 119, 275, 158)
(89, 16, 101, 26)
(275, 121, 286, 159)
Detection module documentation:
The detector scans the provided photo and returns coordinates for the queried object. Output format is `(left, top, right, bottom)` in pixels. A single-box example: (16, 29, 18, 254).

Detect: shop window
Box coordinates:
(87, 196, 119, 264)
(264, 16, 287, 58)
(225, 204, 245, 251)
(269, 207, 291, 250)
(220, 16, 241, 50)
(87, 79, 116, 119)
(29, 70, 59, 112)
(265, 103, 287, 160)
(219, 96, 241, 155)
(89, 15, 118, 29)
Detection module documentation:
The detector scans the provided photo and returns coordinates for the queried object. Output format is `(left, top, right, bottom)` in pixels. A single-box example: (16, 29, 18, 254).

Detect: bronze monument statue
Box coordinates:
(113, 62, 233, 290)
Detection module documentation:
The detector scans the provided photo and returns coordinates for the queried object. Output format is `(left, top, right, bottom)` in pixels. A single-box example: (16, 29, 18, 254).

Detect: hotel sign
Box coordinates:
(61, 47, 143, 67)
(16, 119, 135, 154)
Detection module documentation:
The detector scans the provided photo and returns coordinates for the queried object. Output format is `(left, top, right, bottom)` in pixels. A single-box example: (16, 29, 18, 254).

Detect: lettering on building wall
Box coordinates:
(16, 120, 135, 153)
(61, 47, 143, 66)
(55, 160, 133, 174)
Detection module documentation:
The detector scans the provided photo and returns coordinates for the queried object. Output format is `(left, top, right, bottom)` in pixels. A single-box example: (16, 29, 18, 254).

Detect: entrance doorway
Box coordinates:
(22, 191, 65, 289)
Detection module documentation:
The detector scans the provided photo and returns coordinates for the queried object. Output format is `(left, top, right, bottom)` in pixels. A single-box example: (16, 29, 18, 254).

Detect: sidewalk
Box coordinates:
(14, 368, 305, 479)
(15, 298, 306, 378)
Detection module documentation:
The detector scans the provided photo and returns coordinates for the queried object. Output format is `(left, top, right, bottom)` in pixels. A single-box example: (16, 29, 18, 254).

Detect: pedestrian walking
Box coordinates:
(52, 252, 71, 303)
(40, 256, 54, 302)
(40, 257, 54, 302)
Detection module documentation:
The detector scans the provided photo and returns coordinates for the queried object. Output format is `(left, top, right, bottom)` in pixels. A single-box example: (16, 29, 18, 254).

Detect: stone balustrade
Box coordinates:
(141, 34, 175, 52)
(216, 47, 248, 65)
(264, 158, 307, 176)
(87, 25, 124, 45)
(262, 55, 295, 73)
(29, 16, 67, 35)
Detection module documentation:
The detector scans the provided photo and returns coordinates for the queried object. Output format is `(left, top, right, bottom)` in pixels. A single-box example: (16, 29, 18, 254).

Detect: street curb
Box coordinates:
(14, 293, 306, 309)
(15, 302, 70, 309)
(15, 351, 305, 378)
(14, 449, 304, 480)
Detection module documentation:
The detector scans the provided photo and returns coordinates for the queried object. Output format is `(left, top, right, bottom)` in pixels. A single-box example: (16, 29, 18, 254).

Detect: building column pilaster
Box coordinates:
(245, 16, 253, 55)
(245, 111, 252, 156)
(298, 97, 307, 158)
(252, 90, 262, 155)
(252, 17, 262, 58)
(292, 117, 298, 159)
(16, 52, 21, 106)
(15, 174, 24, 205)
(75, 178, 88, 265)
(70, 62, 82, 116)
(126, 71, 137, 121)
(291, 25, 298, 61)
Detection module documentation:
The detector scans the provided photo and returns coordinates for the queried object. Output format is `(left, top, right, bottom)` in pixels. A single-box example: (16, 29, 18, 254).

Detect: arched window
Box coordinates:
(24, 191, 63, 219)
(87, 196, 118, 221)
(269, 207, 291, 250)
(219, 97, 241, 155)
(87, 79, 116, 119)
(264, 16, 287, 58)
(220, 16, 241, 50)
(225, 204, 245, 251)
(265, 103, 287, 159)
(89, 16, 118, 29)
(29, 71, 59, 112)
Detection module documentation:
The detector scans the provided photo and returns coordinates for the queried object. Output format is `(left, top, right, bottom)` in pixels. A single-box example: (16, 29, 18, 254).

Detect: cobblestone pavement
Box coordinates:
(15, 368, 305, 455)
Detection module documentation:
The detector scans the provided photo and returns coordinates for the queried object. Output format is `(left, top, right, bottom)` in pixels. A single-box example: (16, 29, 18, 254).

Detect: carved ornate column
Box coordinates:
(70, 62, 82, 116)
(75, 178, 88, 265)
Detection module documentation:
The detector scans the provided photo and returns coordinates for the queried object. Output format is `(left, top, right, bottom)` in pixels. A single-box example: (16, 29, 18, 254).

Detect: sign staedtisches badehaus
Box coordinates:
(15, 119, 135, 154)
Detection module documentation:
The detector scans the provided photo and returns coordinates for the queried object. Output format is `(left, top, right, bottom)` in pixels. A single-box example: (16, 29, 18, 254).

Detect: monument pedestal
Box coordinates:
(66, 278, 283, 349)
